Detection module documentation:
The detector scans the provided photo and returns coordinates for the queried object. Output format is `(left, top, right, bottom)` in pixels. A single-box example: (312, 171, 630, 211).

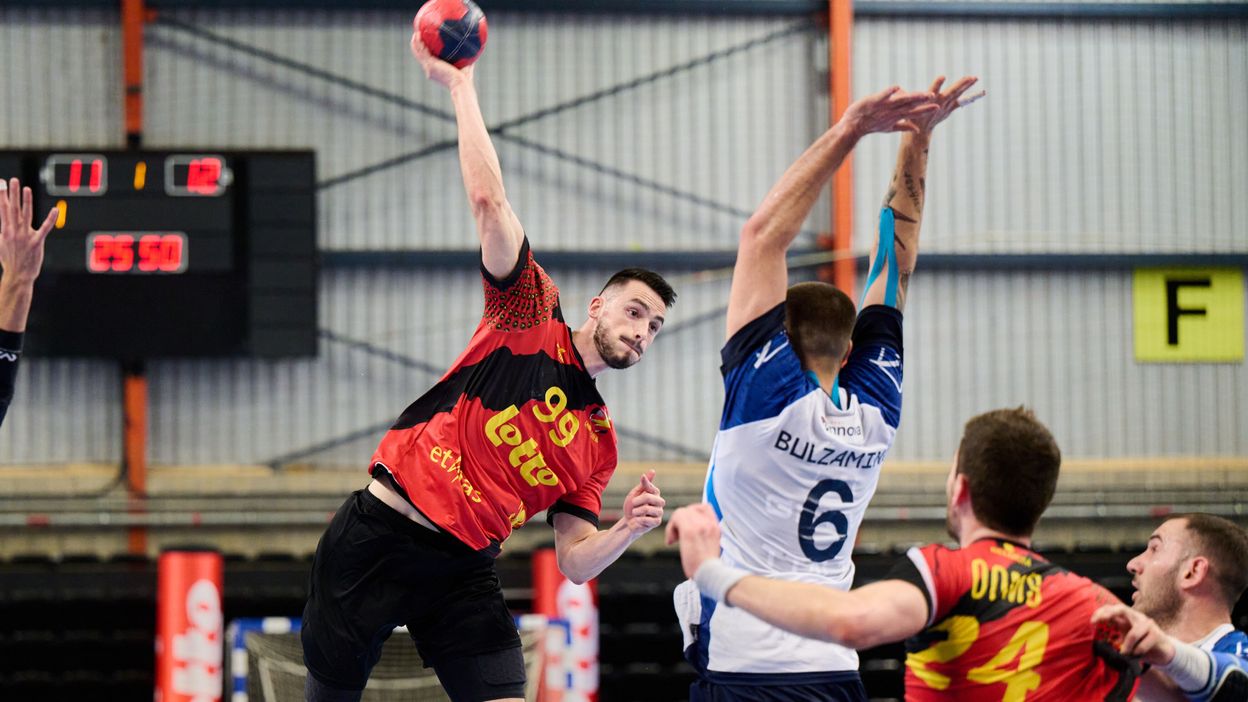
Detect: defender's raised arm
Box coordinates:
(725, 86, 936, 341)
(862, 76, 983, 311)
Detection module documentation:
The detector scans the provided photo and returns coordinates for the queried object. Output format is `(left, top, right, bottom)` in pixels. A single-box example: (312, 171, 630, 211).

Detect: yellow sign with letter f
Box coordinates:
(1133, 268, 1243, 363)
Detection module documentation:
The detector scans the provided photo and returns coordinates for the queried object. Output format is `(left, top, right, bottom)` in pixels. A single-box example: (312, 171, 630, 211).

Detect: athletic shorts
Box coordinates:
(690, 674, 867, 702)
(301, 488, 525, 700)
(685, 635, 867, 702)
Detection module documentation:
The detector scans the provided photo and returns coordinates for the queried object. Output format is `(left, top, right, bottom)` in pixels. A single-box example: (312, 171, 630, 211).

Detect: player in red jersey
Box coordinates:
(669, 407, 1141, 701)
(301, 29, 675, 702)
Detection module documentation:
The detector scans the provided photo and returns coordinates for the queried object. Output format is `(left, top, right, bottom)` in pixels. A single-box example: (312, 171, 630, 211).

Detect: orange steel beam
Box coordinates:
(122, 0, 146, 146)
(827, 0, 856, 294)
(125, 368, 148, 554)
(122, 0, 149, 555)
(124, 370, 148, 496)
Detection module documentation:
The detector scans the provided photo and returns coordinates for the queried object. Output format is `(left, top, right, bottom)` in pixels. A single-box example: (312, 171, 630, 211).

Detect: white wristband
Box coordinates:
(693, 558, 749, 605)
(1159, 640, 1213, 694)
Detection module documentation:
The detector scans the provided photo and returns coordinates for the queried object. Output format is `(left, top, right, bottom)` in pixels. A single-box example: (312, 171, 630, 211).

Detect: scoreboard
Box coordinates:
(0, 150, 318, 359)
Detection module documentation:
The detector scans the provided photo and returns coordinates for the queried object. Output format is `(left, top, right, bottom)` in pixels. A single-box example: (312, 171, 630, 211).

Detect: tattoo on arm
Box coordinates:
(889, 206, 918, 227)
(903, 172, 923, 211)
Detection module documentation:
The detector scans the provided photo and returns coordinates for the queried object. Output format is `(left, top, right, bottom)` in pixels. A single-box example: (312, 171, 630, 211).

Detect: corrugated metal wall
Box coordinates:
(2, 7, 1245, 466)
(899, 271, 1248, 460)
(851, 17, 1248, 254)
(0, 8, 123, 464)
(144, 10, 820, 252)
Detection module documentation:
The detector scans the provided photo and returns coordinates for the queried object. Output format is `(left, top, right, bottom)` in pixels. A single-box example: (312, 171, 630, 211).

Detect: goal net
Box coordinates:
(226, 615, 569, 702)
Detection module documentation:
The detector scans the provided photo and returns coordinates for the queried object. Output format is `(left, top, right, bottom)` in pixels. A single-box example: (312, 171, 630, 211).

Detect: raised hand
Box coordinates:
(842, 86, 939, 139)
(621, 469, 665, 536)
(410, 24, 473, 89)
(0, 178, 58, 286)
(910, 75, 984, 134)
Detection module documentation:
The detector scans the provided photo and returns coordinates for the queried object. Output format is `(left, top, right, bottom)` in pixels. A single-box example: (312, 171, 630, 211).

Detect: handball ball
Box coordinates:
(415, 0, 489, 68)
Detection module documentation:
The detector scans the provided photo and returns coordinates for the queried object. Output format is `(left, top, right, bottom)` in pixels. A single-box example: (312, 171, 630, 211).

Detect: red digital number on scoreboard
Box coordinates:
(87, 233, 187, 274)
(187, 158, 222, 195)
(44, 154, 108, 197)
(165, 155, 231, 197)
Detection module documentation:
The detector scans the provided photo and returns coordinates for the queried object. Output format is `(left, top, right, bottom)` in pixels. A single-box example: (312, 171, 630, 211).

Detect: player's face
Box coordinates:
(1127, 519, 1191, 622)
(591, 280, 666, 370)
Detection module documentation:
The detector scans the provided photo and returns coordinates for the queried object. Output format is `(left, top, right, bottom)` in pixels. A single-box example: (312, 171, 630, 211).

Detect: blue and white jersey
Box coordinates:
(683, 303, 903, 678)
(1188, 625, 1248, 702)
(1207, 624, 1248, 659)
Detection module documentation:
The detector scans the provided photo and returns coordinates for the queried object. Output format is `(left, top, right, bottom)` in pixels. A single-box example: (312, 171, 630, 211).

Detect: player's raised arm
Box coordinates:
(861, 76, 983, 311)
(724, 87, 937, 341)
(0, 179, 57, 334)
(0, 178, 58, 428)
(410, 28, 524, 279)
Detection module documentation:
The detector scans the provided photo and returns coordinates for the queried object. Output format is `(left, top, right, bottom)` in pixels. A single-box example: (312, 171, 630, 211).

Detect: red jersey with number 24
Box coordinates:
(370, 239, 617, 554)
(896, 539, 1139, 701)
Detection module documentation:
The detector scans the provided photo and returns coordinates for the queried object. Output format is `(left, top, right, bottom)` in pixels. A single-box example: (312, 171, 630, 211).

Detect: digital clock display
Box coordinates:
(87, 232, 187, 274)
(23, 152, 238, 275)
(0, 148, 318, 359)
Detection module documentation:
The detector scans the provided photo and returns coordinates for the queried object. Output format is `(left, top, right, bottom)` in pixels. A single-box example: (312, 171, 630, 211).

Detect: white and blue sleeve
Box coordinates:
(838, 305, 903, 429)
(719, 303, 808, 431)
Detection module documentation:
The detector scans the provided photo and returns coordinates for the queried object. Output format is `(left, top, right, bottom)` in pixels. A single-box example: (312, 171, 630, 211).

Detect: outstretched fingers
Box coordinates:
(37, 207, 59, 240)
(869, 85, 903, 103)
(3, 178, 18, 228)
(20, 186, 33, 228)
(0, 182, 9, 232)
(943, 76, 982, 106)
(879, 93, 938, 133)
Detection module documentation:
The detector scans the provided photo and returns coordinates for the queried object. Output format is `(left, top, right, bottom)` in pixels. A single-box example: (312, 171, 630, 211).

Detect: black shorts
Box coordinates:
(301, 488, 525, 701)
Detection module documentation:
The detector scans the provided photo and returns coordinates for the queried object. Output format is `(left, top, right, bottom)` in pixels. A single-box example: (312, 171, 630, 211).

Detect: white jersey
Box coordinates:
(678, 303, 903, 682)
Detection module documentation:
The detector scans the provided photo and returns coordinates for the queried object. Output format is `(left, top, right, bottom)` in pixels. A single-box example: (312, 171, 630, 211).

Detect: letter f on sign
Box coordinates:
(1165, 278, 1211, 345)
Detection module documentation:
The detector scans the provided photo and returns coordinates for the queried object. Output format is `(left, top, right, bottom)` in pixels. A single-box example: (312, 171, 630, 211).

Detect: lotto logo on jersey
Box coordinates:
(484, 385, 581, 488)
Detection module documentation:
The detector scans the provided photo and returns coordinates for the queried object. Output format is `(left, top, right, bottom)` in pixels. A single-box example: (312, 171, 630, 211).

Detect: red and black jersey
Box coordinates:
(890, 538, 1140, 701)
(371, 239, 617, 553)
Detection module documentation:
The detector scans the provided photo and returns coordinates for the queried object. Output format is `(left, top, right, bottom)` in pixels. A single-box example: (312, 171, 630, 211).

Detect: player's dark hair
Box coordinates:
(785, 282, 857, 364)
(1169, 513, 1248, 612)
(601, 268, 677, 308)
(956, 407, 1061, 537)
